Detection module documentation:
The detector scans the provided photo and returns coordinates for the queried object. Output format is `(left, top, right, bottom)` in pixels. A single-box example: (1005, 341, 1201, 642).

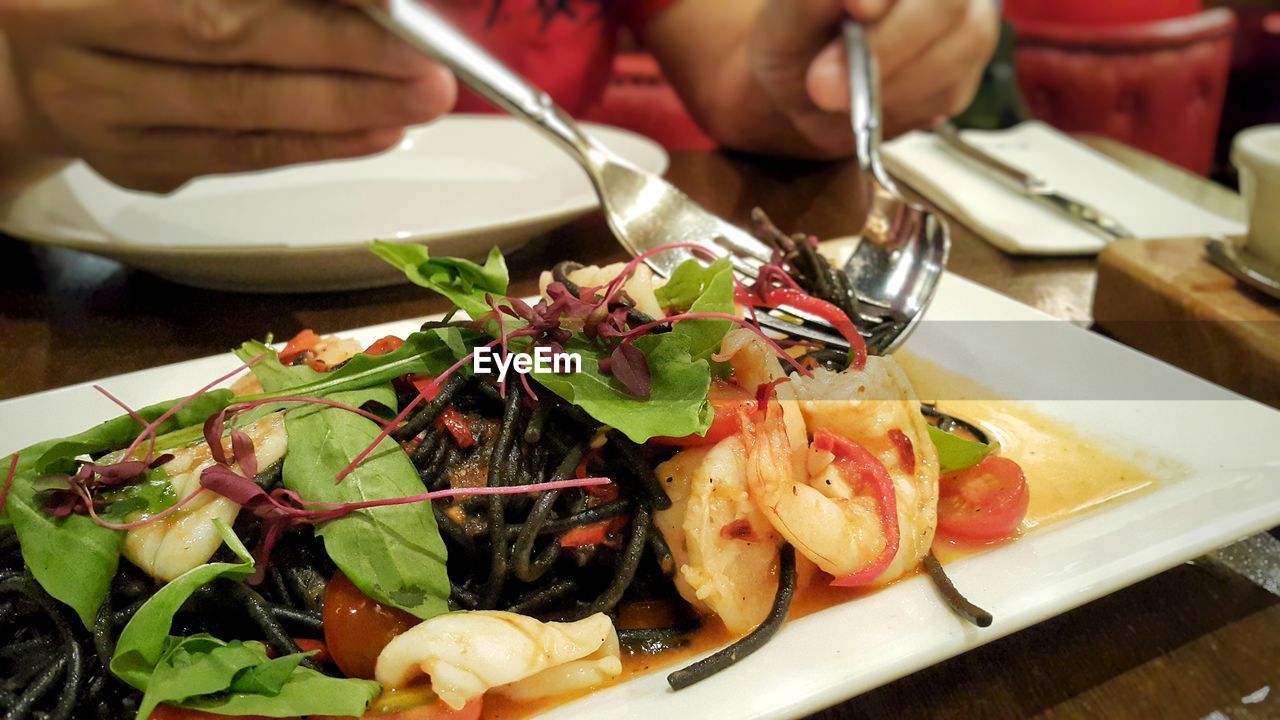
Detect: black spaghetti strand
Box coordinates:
(667, 544, 797, 691)
(577, 503, 651, 618)
(224, 582, 313, 667)
(393, 373, 467, 442)
(512, 447, 584, 582)
(504, 579, 577, 615)
(433, 504, 478, 557)
(480, 384, 522, 608)
(923, 552, 993, 628)
(605, 431, 671, 510)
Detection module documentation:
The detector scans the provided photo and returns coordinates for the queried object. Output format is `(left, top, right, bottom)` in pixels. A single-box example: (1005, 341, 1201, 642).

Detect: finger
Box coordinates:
(882, 71, 980, 137)
(0, 0, 435, 80)
(843, 0, 894, 22)
(805, 39, 847, 114)
(869, 0, 969, 80)
(879, 1, 996, 111)
(91, 126, 406, 193)
(57, 49, 455, 133)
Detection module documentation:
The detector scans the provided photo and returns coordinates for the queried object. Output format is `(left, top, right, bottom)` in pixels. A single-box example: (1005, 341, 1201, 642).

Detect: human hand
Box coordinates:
(750, 0, 998, 156)
(0, 0, 455, 192)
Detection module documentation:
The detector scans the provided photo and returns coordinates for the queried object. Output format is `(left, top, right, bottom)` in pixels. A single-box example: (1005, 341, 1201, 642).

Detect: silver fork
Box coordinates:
(840, 20, 950, 354)
(365, 0, 884, 348)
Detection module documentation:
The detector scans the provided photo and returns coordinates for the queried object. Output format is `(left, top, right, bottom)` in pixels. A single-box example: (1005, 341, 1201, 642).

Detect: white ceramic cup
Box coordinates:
(1232, 124, 1280, 269)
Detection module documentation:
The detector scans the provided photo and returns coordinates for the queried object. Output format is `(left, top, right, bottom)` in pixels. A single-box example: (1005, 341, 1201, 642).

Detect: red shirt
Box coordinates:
(437, 0, 676, 116)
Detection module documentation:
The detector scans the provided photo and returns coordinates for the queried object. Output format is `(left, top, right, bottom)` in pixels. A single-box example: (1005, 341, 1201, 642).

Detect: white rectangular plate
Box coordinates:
(2, 273, 1278, 719)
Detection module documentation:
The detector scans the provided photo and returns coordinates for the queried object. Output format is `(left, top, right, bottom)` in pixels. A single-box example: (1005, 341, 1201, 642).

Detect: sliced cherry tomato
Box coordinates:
(365, 335, 406, 356)
(559, 516, 628, 548)
(437, 407, 475, 449)
(409, 375, 439, 400)
(936, 456, 1029, 543)
(649, 380, 755, 446)
(323, 571, 419, 680)
(812, 429, 900, 587)
(407, 375, 475, 448)
(279, 329, 321, 365)
(151, 707, 272, 720)
(293, 637, 330, 664)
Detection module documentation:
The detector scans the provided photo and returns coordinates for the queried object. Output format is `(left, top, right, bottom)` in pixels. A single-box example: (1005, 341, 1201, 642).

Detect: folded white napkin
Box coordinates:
(882, 121, 1246, 255)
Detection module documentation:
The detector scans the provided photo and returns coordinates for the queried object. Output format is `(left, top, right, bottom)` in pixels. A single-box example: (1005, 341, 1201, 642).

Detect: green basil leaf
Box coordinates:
(98, 469, 178, 523)
(280, 402, 450, 620)
(184, 662, 380, 719)
(137, 635, 378, 720)
(533, 333, 714, 444)
(0, 392, 226, 628)
(927, 425, 994, 474)
(111, 520, 254, 689)
(3, 445, 122, 627)
(136, 637, 268, 720)
(370, 241, 508, 319)
(227, 652, 308, 695)
(239, 341, 452, 621)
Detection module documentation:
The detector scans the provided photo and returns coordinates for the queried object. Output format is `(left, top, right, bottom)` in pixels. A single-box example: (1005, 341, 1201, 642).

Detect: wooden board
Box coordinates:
(1093, 237, 1280, 408)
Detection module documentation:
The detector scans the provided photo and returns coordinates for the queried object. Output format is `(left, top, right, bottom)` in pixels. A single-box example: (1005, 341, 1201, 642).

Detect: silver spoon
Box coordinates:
(841, 20, 950, 354)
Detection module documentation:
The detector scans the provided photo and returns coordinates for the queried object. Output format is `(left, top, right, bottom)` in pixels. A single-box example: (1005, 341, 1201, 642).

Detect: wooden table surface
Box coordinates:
(0, 139, 1275, 719)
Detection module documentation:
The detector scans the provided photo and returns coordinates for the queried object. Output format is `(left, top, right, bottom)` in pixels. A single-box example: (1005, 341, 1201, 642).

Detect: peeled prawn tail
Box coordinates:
(816, 429, 900, 588)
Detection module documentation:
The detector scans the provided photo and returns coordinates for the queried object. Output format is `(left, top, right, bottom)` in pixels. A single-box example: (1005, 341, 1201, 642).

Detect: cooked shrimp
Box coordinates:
(123, 413, 287, 582)
(748, 357, 939, 585)
(653, 436, 782, 634)
(375, 611, 621, 710)
(539, 262, 666, 319)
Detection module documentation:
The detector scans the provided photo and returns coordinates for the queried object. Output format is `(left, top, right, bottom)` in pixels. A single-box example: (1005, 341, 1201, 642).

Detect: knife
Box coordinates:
(934, 123, 1134, 241)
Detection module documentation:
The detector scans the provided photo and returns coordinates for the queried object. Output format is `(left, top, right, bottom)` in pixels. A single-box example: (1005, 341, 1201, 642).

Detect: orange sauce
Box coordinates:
(476, 354, 1170, 719)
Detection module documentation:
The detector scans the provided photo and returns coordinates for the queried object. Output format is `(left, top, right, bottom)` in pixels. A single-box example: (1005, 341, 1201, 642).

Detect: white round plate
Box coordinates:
(0, 115, 667, 293)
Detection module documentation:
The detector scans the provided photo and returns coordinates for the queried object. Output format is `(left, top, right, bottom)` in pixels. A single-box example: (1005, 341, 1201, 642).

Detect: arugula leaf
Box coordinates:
(34, 391, 236, 475)
(112, 519, 255, 689)
(927, 425, 994, 474)
(237, 328, 470, 402)
(242, 348, 451, 621)
(375, 246, 719, 443)
(533, 333, 713, 444)
(370, 241, 508, 319)
(655, 258, 735, 362)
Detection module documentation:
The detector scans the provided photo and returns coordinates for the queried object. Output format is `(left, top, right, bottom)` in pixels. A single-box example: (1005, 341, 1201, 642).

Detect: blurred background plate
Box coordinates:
(0, 115, 667, 293)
